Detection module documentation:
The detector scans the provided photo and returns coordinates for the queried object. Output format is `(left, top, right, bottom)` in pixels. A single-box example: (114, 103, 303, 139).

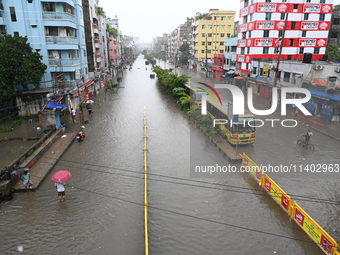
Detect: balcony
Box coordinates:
(42, 12, 76, 23)
(46, 36, 78, 44)
(48, 58, 80, 66)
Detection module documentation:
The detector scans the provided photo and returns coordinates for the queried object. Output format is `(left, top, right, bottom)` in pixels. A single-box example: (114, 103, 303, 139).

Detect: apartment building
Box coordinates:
(82, 0, 107, 79)
(192, 9, 236, 77)
(237, 0, 334, 75)
(0, 0, 88, 89)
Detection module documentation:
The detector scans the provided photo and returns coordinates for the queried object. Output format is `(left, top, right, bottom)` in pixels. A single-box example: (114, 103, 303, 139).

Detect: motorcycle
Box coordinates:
(76, 126, 85, 142)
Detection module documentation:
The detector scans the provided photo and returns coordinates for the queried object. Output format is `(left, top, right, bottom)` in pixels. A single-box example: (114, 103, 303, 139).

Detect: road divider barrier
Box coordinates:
(241, 153, 339, 255)
(143, 106, 149, 255)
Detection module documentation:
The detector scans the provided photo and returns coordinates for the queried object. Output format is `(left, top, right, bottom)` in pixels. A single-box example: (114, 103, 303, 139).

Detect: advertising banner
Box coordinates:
(264, 177, 291, 212)
(257, 3, 277, 12)
(241, 154, 262, 183)
(254, 39, 273, 47)
(256, 21, 275, 30)
(294, 204, 337, 255)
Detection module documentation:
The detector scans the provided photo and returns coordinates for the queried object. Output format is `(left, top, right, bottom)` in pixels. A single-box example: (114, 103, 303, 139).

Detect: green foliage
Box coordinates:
(105, 81, 113, 89)
(113, 82, 119, 87)
(79, 102, 87, 110)
(117, 76, 123, 82)
(106, 24, 118, 38)
(195, 12, 209, 20)
(179, 43, 190, 66)
(172, 87, 186, 98)
(0, 35, 47, 106)
(177, 96, 190, 112)
(326, 44, 340, 62)
(97, 7, 105, 17)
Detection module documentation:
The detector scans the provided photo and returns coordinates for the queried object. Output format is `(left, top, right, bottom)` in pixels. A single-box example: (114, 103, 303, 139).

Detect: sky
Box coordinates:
(99, 0, 340, 43)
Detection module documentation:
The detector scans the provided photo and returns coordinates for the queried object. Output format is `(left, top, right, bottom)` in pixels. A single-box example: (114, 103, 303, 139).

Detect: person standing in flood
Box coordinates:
(55, 182, 66, 202)
(21, 171, 33, 192)
(71, 108, 76, 123)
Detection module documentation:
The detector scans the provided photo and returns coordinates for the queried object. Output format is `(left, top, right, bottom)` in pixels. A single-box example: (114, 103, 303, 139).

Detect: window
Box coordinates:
(302, 31, 307, 37)
(304, 14, 309, 20)
(221, 16, 226, 21)
(208, 25, 212, 29)
(263, 30, 269, 37)
(227, 25, 231, 29)
(265, 0, 271, 2)
(208, 42, 212, 46)
(14, 32, 19, 36)
(202, 42, 205, 46)
(201, 50, 205, 54)
(265, 13, 272, 20)
(299, 47, 304, 54)
(291, 22, 296, 29)
(247, 47, 250, 54)
(289, 39, 294, 46)
(248, 31, 251, 38)
(306, 0, 311, 2)
(314, 47, 320, 54)
(227, 33, 231, 38)
(250, 14, 253, 22)
(263, 47, 269, 54)
(319, 14, 325, 21)
(280, 13, 285, 20)
(10, 7, 17, 22)
(202, 25, 206, 29)
(241, 48, 245, 54)
(42, 2, 55, 12)
(320, 0, 325, 2)
(202, 33, 206, 37)
(207, 50, 211, 53)
(220, 33, 225, 37)
(283, 72, 290, 82)
(278, 30, 283, 37)
(228, 16, 232, 20)
(274, 47, 279, 53)
(221, 25, 225, 29)
(220, 42, 224, 46)
(282, 0, 287, 2)
(293, 4, 298, 10)
(220, 50, 224, 53)
(208, 33, 212, 37)
(287, 55, 292, 60)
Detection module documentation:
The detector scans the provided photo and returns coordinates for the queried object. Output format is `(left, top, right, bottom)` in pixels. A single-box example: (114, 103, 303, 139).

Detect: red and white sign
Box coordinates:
(303, 4, 321, 12)
(256, 21, 275, 30)
(276, 21, 285, 30)
(301, 22, 319, 30)
(277, 4, 288, 12)
(239, 23, 247, 32)
(254, 38, 273, 47)
(299, 39, 316, 46)
(238, 39, 246, 47)
(257, 3, 277, 12)
(238, 55, 245, 62)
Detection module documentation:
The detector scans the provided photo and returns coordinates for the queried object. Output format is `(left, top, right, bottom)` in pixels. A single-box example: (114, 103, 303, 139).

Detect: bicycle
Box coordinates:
(297, 139, 315, 151)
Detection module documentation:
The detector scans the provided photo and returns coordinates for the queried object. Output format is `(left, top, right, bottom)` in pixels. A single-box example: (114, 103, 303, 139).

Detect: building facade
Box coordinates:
(237, 0, 334, 75)
(328, 4, 340, 46)
(0, 0, 88, 89)
(193, 9, 236, 75)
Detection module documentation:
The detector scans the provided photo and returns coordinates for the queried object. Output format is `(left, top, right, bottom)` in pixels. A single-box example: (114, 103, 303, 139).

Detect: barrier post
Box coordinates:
(143, 106, 149, 255)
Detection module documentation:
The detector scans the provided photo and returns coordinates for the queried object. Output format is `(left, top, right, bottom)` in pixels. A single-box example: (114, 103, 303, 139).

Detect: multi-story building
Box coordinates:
(82, 0, 107, 79)
(107, 17, 120, 76)
(193, 9, 236, 77)
(179, 18, 194, 68)
(328, 4, 340, 46)
(0, 0, 88, 89)
(237, 0, 334, 76)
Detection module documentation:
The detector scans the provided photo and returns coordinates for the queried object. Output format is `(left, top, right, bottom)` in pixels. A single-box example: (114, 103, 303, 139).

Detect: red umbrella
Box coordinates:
(51, 170, 72, 183)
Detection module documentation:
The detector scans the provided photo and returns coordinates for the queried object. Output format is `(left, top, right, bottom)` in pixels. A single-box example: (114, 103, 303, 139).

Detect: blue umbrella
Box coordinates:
(11, 167, 30, 175)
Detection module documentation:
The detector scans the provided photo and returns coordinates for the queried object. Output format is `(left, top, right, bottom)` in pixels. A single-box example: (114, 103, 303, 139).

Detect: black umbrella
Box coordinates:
(11, 167, 30, 175)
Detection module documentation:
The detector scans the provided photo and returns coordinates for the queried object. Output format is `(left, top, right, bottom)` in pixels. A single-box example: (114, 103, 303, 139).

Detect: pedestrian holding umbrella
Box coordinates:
(11, 167, 30, 175)
(86, 100, 94, 104)
(51, 170, 71, 202)
(86, 102, 93, 116)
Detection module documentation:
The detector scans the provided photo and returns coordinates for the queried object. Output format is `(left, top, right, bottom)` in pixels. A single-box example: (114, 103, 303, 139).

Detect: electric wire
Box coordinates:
(67, 183, 336, 249)
(33, 155, 340, 205)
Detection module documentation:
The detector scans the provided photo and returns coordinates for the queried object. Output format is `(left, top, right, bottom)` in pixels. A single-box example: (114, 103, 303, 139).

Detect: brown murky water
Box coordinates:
(0, 56, 338, 255)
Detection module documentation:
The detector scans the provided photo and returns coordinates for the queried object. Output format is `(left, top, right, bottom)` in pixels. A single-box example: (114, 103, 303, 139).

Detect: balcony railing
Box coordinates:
(48, 58, 80, 66)
(42, 12, 76, 23)
(46, 36, 78, 44)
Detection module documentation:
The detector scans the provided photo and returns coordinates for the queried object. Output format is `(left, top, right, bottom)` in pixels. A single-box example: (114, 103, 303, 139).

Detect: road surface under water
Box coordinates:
(0, 56, 338, 255)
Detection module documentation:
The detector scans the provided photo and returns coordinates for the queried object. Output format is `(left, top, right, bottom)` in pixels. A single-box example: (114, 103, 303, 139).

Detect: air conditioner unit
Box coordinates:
(335, 67, 340, 73)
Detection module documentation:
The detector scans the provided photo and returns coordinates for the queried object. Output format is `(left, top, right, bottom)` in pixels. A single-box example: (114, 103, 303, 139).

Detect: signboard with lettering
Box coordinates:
(254, 39, 273, 47)
(257, 3, 277, 12)
(238, 55, 244, 62)
(303, 4, 321, 12)
(256, 21, 275, 30)
(238, 39, 246, 47)
(299, 39, 316, 47)
(301, 22, 319, 30)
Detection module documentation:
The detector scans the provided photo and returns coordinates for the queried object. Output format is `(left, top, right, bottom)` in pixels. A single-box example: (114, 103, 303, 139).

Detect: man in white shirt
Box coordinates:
(55, 183, 66, 202)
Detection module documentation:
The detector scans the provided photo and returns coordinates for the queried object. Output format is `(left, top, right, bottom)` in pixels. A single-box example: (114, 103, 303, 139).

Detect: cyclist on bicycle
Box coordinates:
(298, 129, 313, 145)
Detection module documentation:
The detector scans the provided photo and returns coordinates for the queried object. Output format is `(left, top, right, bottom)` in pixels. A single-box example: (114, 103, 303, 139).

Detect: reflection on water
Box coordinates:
(0, 56, 335, 255)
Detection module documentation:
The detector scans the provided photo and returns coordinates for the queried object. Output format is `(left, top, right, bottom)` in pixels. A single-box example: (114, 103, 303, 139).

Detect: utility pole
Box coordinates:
(273, 13, 288, 87)
(205, 34, 208, 78)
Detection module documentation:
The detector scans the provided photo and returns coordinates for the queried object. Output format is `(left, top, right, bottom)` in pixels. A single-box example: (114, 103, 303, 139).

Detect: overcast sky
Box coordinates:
(99, 0, 340, 43)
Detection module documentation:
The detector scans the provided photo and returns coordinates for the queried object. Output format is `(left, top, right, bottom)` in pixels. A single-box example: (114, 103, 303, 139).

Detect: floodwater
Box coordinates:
(0, 56, 339, 255)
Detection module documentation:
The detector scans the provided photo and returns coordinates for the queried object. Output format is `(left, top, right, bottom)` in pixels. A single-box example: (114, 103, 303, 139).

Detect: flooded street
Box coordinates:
(0, 56, 339, 255)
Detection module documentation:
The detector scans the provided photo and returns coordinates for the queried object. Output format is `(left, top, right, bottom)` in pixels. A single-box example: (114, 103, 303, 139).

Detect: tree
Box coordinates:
(326, 44, 340, 62)
(0, 35, 47, 106)
(106, 24, 118, 38)
(179, 43, 190, 66)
